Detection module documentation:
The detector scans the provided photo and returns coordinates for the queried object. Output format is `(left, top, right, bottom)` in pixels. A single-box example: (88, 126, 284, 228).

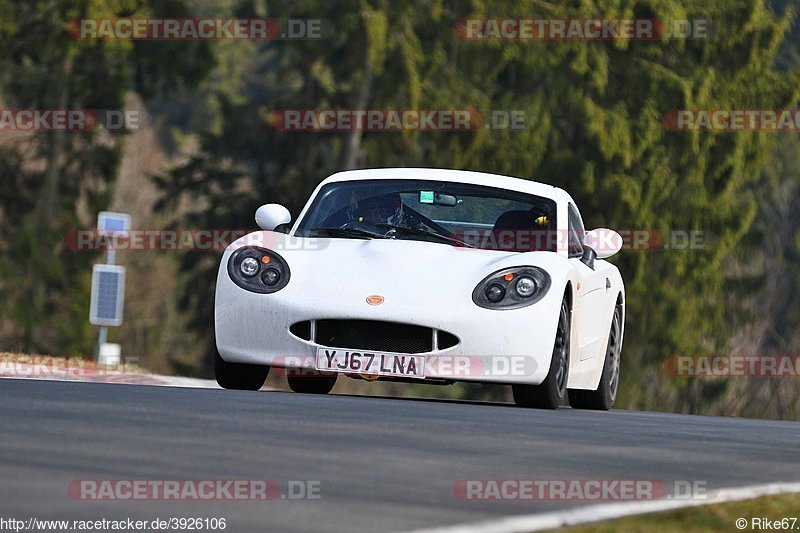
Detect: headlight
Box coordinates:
(472, 266, 551, 309)
(515, 276, 536, 297)
(261, 267, 281, 286)
(227, 246, 290, 294)
(240, 257, 260, 277)
(485, 283, 506, 303)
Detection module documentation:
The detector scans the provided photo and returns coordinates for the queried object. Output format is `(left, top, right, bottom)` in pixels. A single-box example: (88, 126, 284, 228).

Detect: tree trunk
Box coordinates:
(40, 55, 73, 225)
(340, 55, 373, 170)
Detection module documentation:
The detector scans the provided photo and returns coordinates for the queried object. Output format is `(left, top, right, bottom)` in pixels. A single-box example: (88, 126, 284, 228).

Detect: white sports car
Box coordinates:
(214, 168, 625, 409)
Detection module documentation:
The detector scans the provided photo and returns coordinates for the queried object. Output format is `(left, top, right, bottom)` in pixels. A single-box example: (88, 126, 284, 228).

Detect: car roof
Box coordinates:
(321, 168, 567, 202)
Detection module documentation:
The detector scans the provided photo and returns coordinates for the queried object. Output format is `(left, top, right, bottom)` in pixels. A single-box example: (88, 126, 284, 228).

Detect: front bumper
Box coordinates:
(215, 269, 562, 386)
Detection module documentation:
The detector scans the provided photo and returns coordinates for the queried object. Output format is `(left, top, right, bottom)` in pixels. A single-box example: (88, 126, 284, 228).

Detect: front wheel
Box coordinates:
(214, 351, 270, 391)
(568, 303, 622, 410)
(512, 295, 570, 409)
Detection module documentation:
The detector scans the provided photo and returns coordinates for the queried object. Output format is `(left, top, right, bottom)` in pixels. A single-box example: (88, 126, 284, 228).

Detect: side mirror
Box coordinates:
(580, 246, 597, 270)
(255, 204, 291, 231)
(584, 228, 623, 259)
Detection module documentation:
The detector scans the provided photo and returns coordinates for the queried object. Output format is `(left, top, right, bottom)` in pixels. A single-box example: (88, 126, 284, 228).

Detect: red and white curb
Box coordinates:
(0, 369, 220, 388)
(0, 356, 222, 389)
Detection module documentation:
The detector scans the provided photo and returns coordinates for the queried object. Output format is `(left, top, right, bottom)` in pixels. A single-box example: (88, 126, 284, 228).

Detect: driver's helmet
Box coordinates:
(356, 193, 404, 225)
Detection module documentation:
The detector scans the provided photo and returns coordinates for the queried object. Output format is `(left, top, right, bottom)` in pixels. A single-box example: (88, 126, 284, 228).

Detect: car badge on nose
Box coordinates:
(366, 295, 384, 305)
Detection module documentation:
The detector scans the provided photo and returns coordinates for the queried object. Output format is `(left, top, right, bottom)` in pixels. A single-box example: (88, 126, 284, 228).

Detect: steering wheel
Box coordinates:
(339, 220, 396, 237)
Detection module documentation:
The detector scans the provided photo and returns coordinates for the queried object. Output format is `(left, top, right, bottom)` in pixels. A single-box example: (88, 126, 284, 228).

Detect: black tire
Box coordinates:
(214, 350, 270, 391)
(287, 373, 337, 395)
(568, 303, 623, 410)
(512, 295, 571, 409)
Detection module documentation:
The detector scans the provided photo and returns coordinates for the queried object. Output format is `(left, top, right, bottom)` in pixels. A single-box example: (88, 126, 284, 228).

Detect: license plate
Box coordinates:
(315, 348, 426, 379)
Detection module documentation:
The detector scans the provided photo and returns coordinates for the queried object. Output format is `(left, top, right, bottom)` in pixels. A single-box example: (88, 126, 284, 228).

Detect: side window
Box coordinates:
(568, 203, 585, 257)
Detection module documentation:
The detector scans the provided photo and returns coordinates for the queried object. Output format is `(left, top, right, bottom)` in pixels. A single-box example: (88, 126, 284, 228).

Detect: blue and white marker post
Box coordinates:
(89, 211, 130, 364)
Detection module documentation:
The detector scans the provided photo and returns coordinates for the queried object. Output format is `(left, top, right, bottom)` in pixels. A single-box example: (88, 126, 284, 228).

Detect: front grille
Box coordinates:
(315, 319, 433, 354)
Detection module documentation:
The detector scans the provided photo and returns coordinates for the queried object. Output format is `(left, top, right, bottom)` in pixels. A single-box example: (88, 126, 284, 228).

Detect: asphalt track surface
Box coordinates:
(1, 378, 799, 532)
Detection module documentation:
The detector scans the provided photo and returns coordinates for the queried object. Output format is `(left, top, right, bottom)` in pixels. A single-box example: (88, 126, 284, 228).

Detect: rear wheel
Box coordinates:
(214, 351, 270, 391)
(512, 295, 570, 409)
(287, 373, 337, 395)
(568, 303, 622, 410)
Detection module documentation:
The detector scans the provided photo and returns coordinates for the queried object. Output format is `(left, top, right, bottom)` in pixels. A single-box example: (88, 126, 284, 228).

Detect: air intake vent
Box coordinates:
(437, 331, 459, 349)
(289, 321, 312, 340)
(315, 319, 433, 354)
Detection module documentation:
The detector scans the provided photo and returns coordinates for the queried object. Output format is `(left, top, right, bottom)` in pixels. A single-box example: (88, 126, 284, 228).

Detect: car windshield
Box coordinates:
(295, 179, 558, 252)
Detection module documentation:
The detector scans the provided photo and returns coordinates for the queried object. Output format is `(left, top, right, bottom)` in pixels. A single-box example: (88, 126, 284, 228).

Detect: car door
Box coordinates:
(566, 203, 608, 361)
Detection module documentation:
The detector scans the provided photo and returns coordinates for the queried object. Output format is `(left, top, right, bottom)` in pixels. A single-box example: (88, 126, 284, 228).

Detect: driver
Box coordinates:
(355, 193, 405, 225)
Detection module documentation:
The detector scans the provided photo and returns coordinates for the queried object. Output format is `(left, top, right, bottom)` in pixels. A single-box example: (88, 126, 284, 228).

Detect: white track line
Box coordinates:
(408, 482, 800, 533)
(129, 374, 222, 388)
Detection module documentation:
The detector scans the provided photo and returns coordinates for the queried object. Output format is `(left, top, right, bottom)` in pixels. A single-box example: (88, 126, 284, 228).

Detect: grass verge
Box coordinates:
(559, 493, 800, 532)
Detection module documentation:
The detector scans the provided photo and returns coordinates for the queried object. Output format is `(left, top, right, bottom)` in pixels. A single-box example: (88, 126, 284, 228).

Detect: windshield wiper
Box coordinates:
(376, 223, 474, 248)
(309, 226, 390, 239)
